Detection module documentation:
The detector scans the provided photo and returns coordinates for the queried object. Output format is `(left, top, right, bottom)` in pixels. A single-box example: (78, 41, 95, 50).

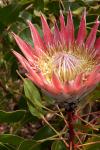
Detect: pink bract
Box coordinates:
(13, 9, 100, 110)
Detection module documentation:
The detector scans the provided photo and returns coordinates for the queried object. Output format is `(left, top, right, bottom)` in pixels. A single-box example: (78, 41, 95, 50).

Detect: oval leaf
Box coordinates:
(51, 141, 67, 150)
(17, 140, 41, 150)
(0, 110, 26, 123)
(0, 134, 24, 148)
(24, 79, 43, 108)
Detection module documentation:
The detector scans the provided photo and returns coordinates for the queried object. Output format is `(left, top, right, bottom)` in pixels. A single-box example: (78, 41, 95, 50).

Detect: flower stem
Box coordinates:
(67, 111, 75, 150)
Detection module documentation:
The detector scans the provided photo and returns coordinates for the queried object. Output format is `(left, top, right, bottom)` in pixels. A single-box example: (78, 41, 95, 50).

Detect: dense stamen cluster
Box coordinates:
(38, 44, 95, 82)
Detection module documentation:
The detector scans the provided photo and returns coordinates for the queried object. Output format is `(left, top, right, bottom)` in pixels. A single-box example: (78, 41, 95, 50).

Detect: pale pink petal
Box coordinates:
(86, 66, 100, 86)
(60, 10, 65, 31)
(13, 51, 28, 70)
(86, 74, 97, 86)
(54, 22, 61, 42)
(94, 73, 100, 83)
(64, 82, 74, 93)
(93, 50, 100, 60)
(95, 37, 100, 50)
(74, 73, 83, 89)
(13, 33, 38, 61)
(76, 9, 86, 46)
(94, 52, 100, 60)
(41, 14, 53, 44)
(85, 18, 100, 50)
(66, 9, 74, 46)
(43, 82, 58, 94)
(59, 11, 67, 43)
(52, 73, 63, 92)
(25, 62, 44, 87)
(37, 71, 46, 82)
(89, 38, 100, 59)
(26, 73, 43, 87)
(27, 20, 46, 51)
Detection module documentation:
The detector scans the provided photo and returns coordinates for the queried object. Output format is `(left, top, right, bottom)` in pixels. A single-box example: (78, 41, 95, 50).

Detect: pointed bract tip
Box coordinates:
(83, 7, 86, 18)
(12, 32, 20, 42)
(68, 6, 72, 15)
(26, 19, 30, 23)
(60, 10, 65, 19)
(40, 11, 43, 16)
(40, 13, 44, 18)
(26, 19, 33, 27)
(40, 13, 47, 23)
(68, 7, 73, 19)
(11, 32, 16, 37)
(60, 10, 63, 15)
(12, 49, 15, 54)
(96, 16, 100, 24)
(40, 12, 47, 18)
(68, 6, 71, 11)
(26, 20, 30, 25)
(13, 50, 20, 55)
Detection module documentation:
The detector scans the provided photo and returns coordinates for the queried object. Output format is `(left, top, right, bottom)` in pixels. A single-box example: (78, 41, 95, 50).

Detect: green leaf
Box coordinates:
(3, 144, 14, 150)
(43, 95, 55, 106)
(27, 102, 43, 118)
(0, 134, 24, 148)
(0, 110, 26, 123)
(0, 143, 10, 150)
(17, 140, 41, 150)
(0, 4, 22, 25)
(34, 125, 55, 140)
(24, 79, 45, 118)
(24, 79, 43, 107)
(51, 141, 67, 150)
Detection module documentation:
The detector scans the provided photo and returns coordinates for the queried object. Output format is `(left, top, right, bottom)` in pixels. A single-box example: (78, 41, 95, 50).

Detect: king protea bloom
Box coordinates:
(13, 9, 100, 110)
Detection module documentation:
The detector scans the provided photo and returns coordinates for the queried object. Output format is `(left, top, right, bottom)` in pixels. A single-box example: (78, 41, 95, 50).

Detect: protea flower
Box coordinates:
(13, 9, 100, 111)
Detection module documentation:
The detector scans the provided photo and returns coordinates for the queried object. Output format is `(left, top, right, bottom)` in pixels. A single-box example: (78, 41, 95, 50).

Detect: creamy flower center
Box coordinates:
(38, 48, 95, 82)
(53, 52, 85, 81)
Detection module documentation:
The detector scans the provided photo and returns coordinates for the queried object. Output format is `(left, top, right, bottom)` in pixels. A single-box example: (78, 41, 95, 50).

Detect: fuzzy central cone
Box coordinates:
(38, 50, 94, 82)
(53, 52, 83, 81)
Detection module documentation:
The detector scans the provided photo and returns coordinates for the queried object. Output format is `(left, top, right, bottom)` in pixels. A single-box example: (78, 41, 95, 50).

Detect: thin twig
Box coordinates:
(81, 111, 100, 117)
(77, 141, 100, 148)
(77, 132, 100, 138)
(74, 131, 85, 150)
(56, 105, 69, 127)
(42, 115, 69, 148)
(76, 115, 99, 131)
(37, 134, 65, 143)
